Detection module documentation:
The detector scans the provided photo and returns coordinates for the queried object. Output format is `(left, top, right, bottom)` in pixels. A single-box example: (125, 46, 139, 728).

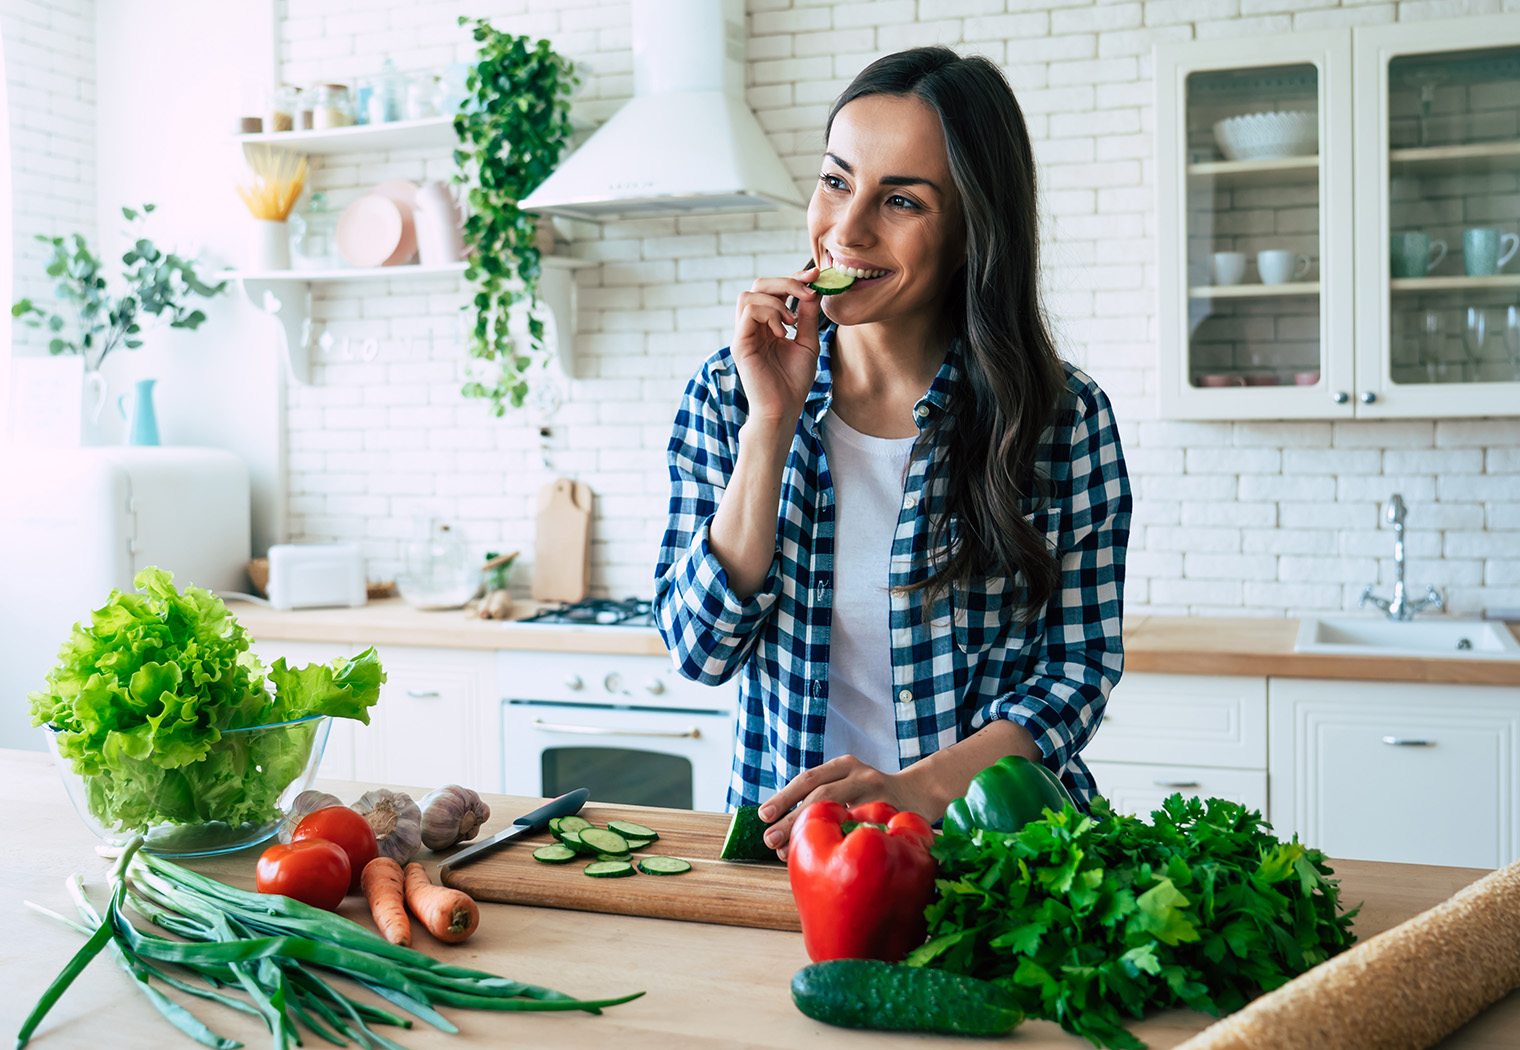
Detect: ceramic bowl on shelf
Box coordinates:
(44, 715, 331, 856)
(1212, 110, 1318, 162)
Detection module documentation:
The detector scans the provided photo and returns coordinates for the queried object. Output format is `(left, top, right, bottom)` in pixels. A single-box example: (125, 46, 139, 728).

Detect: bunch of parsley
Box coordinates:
(908, 796, 1358, 1049)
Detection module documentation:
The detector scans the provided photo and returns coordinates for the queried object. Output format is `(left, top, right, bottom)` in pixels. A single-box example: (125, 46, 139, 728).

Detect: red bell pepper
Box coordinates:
(786, 799, 938, 963)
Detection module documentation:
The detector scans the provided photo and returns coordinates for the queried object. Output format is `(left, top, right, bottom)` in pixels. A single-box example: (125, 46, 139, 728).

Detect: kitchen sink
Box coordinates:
(1293, 617, 1520, 659)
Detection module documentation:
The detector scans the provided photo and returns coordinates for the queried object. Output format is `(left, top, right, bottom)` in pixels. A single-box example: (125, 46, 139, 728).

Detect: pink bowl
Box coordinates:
(1293, 370, 1322, 386)
(1242, 373, 1279, 387)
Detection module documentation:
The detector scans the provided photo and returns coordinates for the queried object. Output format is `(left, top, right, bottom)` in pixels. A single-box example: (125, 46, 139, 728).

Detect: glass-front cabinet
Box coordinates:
(1157, 15, 1520, 420)
(1355, 19, 1520, 417)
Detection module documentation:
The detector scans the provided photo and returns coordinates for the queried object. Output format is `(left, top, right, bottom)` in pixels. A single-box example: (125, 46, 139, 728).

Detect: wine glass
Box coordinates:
(1416, 309, 1445, 383)
(1461, 307, 1506, 382)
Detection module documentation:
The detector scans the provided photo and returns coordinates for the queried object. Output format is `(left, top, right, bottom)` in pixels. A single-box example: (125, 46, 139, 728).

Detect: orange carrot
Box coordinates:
(403, 862, 480, 944)
(360, 857, 411, 947)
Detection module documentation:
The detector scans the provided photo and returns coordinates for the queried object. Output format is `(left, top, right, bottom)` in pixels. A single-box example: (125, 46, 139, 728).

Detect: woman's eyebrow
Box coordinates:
(824, 152, 941, 194)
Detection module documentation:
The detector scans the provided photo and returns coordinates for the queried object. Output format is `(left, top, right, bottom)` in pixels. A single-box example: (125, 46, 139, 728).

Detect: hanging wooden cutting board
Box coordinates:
(440, 803, 799, 931)
(531, 477, 593, 603)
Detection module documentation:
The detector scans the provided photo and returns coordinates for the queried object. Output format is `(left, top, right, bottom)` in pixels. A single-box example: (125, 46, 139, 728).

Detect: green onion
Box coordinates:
(19, 835, 644, 1050)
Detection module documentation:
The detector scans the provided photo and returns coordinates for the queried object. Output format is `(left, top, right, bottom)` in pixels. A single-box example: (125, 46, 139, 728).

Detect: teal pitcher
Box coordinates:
(117, 378, 161, 446)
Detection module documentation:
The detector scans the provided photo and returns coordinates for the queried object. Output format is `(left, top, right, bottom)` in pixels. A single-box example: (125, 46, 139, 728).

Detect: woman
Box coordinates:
(654, 46, 1131, 857)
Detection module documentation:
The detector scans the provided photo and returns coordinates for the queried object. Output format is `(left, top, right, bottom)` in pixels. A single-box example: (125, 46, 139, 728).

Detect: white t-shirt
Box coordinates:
(818, 412, 918, 774)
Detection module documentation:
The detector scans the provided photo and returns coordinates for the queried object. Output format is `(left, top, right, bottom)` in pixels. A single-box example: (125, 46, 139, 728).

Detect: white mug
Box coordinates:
(1211, 251, 1247, 286)
(1257, 250, 1311, 285)
(413, 181, 466, 266)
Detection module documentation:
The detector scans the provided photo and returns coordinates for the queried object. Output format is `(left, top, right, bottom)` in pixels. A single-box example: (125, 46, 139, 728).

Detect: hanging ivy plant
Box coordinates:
(453, 17, 577, 415)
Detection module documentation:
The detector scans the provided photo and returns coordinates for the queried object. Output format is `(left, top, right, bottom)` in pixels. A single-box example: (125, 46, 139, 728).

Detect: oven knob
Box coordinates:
(564, 675, 584, 691)
(643, 678, 666, 696)
(603, 672, 625, 694)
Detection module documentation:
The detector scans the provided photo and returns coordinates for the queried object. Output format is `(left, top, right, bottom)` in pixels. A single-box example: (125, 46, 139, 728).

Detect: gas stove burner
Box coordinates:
(521, 597, 654, 627)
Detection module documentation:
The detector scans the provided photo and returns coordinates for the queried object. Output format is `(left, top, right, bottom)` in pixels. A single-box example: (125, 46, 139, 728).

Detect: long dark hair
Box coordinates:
(825, 47, 1070, 624)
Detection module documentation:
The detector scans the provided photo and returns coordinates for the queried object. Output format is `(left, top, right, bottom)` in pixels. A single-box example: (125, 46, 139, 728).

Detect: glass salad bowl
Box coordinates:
(44, 714, 332, 857)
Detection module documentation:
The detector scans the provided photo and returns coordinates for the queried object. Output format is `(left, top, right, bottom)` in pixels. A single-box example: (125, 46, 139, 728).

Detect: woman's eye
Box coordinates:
(888, 194, 920, 210)
(819, 173, 846, 191)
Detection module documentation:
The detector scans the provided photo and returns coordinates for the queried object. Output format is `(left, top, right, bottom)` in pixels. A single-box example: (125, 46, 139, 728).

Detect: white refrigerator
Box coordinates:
(0, 447, 252, 751)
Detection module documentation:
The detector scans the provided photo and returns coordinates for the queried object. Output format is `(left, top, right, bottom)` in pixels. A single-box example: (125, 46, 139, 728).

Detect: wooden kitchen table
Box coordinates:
(3, 748, 1517, 1050)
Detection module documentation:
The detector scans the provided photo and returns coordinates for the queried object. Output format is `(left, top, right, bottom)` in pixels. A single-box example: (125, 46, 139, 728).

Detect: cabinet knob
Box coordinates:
(564, 675, 584, 691)
(1359, 390, 1378, 404)
(1331, 390, 1349, 404)
(1382, 736, 1435, 747)
(603, 672, 625, 694)
(642, 678, 666, 696)
(405, 689, 440, 698)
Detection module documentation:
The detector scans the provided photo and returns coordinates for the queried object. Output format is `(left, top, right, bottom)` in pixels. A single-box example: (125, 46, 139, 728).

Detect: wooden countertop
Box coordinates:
(230, 599, 1520, 685)
(5, 750, 1518, 1050)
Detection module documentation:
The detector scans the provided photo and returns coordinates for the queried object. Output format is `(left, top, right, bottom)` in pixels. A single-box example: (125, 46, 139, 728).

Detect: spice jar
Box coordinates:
(297, 86, 314, 131)
(267, 84, 298, 133)
(311, 84, 354, 130)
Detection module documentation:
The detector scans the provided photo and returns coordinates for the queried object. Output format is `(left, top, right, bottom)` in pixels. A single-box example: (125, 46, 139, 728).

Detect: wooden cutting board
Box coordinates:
(439, 802, 800, 931)
(531, 477, 592, 603)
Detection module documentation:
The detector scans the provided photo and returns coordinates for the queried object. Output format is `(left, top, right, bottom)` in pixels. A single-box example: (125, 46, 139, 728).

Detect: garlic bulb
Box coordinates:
(419, 785, 491, 851)
(279, 789, 344, 843)
(350, 788, 422, 865)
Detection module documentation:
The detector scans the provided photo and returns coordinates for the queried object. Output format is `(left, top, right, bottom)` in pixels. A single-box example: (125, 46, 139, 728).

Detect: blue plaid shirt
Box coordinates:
(654, 326, 1131, 811)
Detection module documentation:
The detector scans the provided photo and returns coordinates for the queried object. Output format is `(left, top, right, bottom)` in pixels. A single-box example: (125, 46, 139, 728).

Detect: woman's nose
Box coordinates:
(832, 193, 875, 249)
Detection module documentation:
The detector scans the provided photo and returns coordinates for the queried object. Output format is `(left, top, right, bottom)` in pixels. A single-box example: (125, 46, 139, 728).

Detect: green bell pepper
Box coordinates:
(942, 755, 1074, 836)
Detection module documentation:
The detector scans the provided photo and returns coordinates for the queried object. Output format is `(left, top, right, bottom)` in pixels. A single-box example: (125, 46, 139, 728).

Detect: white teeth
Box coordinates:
(834, 263, 886, 279)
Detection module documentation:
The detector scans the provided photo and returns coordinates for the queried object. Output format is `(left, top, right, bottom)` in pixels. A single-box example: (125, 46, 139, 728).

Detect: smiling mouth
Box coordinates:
(823, 250, 891, 282)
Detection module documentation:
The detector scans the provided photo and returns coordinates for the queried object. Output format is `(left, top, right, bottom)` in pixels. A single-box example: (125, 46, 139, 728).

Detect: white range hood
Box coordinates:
(520, 0, 807, 222)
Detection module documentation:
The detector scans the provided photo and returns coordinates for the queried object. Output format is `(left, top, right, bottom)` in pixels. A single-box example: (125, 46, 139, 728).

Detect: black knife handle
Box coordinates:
(514, 787, 590, 828)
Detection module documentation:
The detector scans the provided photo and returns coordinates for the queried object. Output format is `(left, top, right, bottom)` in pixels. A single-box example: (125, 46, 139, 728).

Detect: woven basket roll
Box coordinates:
(1176, 859, 1520, 1050)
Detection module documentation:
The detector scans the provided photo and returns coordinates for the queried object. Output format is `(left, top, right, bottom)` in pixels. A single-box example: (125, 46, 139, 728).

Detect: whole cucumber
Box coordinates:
(791, 959, 1023, 1037)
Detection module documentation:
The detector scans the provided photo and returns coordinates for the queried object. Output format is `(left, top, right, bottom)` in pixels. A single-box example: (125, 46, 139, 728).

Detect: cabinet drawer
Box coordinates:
(1269, 678, 1520, 868)
(1083, 673, 1266, 769)
(1085, 762, 1268, 820)
(362, 647, 497, 792)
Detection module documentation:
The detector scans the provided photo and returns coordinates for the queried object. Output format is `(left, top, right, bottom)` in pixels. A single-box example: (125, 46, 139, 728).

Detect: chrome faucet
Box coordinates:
(1359, 494, 1444, 621)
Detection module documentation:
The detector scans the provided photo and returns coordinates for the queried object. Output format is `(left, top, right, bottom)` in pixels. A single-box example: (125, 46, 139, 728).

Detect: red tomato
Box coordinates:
(292, 806, 378, 893)
(256, 839, 351, 910)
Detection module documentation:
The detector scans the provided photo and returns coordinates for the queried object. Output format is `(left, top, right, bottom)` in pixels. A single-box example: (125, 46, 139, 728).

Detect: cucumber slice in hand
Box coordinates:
(808, 267, 856, 295)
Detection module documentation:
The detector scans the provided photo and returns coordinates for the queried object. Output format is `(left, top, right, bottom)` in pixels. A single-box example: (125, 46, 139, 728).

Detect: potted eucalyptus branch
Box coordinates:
(12, 204, 227, 372)
(453, 17, 578, 415)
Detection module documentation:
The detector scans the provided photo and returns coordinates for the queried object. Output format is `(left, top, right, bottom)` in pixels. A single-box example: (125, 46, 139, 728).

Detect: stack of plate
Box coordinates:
(335, 180, 420, 268)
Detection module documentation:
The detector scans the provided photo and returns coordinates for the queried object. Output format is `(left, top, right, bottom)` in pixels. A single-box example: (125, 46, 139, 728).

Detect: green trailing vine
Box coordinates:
(453, 17, 578, 415)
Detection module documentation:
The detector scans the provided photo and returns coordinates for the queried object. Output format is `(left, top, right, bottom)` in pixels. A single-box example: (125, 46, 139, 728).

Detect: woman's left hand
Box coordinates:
(757, 756, 945, 862)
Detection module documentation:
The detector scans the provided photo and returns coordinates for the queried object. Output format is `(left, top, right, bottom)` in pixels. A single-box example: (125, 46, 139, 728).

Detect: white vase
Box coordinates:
(249, 219, 292, 271)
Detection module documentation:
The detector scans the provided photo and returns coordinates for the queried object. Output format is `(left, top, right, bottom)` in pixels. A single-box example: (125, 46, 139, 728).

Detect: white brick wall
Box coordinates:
(11, 0, 1501, 616)
(3, 0, 96, 354)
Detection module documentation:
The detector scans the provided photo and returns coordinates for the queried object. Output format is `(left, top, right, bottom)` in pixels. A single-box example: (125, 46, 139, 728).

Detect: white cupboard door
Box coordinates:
(1155, 30, 1356, 420)
(364, 647, 496, 792)
(1083, 673, 1266, 769)
(1352, 16, 1520, 418)
(1086, 761, 1268, 821)
(248, 639, 358, 781)
(1270, 678, 1519, 868)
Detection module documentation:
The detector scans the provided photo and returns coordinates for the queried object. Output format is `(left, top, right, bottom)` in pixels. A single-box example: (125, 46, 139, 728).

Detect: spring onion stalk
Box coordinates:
(19, 836, 644, 1050)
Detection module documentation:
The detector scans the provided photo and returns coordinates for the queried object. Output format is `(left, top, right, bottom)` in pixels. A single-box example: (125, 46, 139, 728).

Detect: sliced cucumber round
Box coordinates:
(595, 852, 632, 862)
(554, 828, 598, 854)
(637, 856, 692, 876)
(584, 860, 635, 878)
(532, 844, 578, 864)
(578, 827, 631, 854)
(622, 836, 656, 851)
(607, 820, 658, 841)
(808, 267, 856, 295)
(556, 815, 593, 834)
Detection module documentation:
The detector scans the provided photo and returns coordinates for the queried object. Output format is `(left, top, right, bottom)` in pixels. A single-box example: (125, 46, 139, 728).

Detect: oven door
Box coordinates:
(501, 700, 735, 811)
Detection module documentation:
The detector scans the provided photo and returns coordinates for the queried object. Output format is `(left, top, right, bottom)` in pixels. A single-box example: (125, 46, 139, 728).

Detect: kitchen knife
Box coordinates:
(437, 787, 590, 872)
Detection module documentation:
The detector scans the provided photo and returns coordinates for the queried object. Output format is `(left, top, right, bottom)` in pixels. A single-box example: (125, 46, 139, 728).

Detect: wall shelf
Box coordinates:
(234, 116, 457, 155)
(1190, 281, 1321, 298)
(228, 256, 595, 384)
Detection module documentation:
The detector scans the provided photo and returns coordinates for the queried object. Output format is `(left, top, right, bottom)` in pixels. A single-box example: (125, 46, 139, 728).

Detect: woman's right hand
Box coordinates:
(731, 265, 824, 427)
